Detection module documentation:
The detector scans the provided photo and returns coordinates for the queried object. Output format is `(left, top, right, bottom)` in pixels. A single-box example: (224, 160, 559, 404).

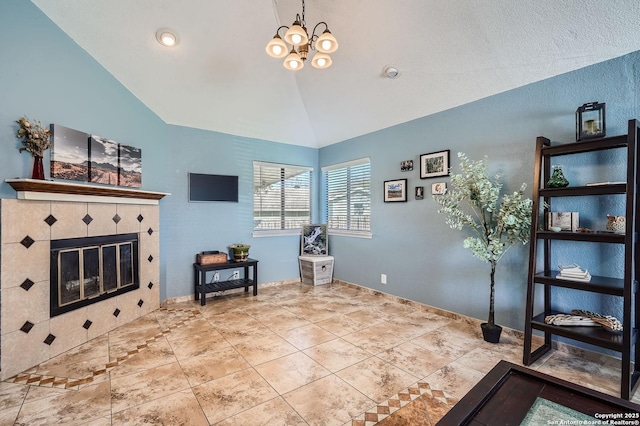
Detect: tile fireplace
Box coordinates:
(0, 180, 167, 380)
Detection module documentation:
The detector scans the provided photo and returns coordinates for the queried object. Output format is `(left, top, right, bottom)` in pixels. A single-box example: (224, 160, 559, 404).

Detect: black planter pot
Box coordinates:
(481, 323, 502, 343)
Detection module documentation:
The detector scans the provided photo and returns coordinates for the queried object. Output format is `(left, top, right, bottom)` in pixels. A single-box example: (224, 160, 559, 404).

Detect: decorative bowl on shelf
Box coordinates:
(229, 244, 251, 262)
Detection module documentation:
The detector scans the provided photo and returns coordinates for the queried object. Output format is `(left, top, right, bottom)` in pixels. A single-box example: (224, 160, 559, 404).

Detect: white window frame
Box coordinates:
(322, 157, 372, 238)
(253, 161, 313, 237)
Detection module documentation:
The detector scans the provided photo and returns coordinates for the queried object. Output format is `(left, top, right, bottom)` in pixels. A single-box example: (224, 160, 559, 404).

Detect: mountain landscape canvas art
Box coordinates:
(50, 124, 90, 182)
(89, 135, 119, 185)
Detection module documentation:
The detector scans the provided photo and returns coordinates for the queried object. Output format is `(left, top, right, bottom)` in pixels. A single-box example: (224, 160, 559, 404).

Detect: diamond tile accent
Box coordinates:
(137, 214, 144, 223)
(82, 214, 93, 225)
(113, 308, 121, 317)
(83, 320, 92, 330)
(44, 334, 56, 345)
(44, 214, 57, 226)
(20, 321, 34, 334)
(20, 279, 35, 291)
(20, 236, 35, 249)
(112, 214, 121, 224)
(148, 255, 154, 262)
(147, 228, 153, 235)
(147, 282, 153, 289)
(137, 299, 144, 307)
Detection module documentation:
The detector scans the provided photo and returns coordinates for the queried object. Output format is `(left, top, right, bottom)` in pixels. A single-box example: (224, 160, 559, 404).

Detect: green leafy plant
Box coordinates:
(433, 152, 532, 330)
(16, 116, 51, 157)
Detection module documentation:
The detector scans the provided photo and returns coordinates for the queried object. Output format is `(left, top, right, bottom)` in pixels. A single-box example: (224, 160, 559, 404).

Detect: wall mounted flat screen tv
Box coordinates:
(189, 173, 238, 202)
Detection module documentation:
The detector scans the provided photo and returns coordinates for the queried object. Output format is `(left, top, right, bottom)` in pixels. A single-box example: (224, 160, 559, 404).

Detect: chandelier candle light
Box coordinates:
(266, 0, 338, 70)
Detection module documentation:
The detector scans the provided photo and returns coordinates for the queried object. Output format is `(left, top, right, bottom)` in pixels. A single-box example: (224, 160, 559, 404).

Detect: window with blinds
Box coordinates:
(253, 161, 312, 233)
(323, 158, 371, 234)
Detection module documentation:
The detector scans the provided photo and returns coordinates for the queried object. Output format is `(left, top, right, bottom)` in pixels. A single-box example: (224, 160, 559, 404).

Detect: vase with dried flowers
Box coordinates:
(16, 116, 51, 180)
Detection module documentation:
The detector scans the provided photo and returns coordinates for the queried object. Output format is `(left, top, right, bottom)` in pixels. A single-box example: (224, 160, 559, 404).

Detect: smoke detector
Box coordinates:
(383, 66, 400, 79)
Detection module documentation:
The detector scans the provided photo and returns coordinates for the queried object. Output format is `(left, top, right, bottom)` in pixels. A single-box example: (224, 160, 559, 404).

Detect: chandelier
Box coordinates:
(265, 0, 338, 70)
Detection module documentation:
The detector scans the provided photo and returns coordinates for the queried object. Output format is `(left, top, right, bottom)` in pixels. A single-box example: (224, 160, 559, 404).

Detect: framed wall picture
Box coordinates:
(384, 179, 407, 202)
(301, 224, 328, 255)
(420, 150, 450, 179)
(400, 160, 413, 172)
(415, 186, 424, 200)
(431, 182, 447, 195)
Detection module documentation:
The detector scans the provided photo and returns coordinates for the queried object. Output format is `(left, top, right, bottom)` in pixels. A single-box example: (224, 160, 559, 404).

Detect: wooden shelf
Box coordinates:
(530, 312, 627, 352)
(539, 184, 626, 197)
(5, 179, 169, 205)
(533, 272, 626, 296)
(535, 230, 626, 243)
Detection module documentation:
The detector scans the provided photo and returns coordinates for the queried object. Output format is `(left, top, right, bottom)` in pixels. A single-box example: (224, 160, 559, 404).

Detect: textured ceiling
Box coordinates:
(31, 0, 640, 148)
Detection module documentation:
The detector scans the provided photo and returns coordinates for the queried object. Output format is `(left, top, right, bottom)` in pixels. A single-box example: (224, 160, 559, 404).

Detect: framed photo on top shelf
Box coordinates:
(576, 102, 605, 141)
(420, 150, 450, 179)
(384, 179, 407, 202)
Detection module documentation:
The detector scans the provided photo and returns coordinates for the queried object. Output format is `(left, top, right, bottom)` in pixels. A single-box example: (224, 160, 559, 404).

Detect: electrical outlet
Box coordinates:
(381, 274, 387, 284)
(232, 271, 240, 280)
(213, 272, 219, 282)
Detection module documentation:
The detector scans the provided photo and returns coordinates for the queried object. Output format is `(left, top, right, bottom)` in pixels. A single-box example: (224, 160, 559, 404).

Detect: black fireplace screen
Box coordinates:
(51, 233, 139, 317)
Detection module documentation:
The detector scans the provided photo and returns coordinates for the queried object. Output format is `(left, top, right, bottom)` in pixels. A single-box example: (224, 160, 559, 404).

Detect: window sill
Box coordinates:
(328, 230, 372, 239)
(253, 229, 301, 238)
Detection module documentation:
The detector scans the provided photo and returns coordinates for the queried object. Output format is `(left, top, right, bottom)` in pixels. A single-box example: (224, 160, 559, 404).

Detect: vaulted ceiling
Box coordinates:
(31, 0, 640, 148)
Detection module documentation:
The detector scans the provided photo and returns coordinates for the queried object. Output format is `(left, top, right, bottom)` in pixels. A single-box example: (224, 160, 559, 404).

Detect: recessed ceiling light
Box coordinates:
(383, 66, 400, 79)
(156, 29, 178, 47)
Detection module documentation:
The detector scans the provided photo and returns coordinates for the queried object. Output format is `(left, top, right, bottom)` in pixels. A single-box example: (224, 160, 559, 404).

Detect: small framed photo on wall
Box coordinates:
(384, 179, 408, 202)
(415, 186, 424, 200)
(431, 182, 447, 195)
(420, 150, 450, 179)
(400, 160, 413, 172)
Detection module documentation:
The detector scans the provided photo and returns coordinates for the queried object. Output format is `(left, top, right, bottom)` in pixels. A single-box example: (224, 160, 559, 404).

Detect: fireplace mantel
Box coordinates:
(5, 179, 170, 205)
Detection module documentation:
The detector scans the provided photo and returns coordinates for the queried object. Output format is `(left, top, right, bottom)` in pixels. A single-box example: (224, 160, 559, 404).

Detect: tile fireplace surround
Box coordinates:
(0, 182, 164, 380)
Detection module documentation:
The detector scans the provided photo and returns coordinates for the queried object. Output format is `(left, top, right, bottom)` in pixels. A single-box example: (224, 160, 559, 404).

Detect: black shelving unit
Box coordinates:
(193, 258, 258, 305)
(523, 119, 640, 400)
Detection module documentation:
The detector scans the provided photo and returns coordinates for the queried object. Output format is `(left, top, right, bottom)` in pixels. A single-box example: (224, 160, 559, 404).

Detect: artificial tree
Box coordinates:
(433, 152, 532, 342)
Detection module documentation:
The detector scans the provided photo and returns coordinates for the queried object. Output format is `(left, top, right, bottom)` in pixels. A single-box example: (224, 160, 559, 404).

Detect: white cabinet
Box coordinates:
(299, 255, 334, 285)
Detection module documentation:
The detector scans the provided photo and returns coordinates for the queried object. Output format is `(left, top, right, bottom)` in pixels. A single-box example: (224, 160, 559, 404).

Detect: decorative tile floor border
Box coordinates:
(351, 381, 458, 425)
(5, 307, 202, 390)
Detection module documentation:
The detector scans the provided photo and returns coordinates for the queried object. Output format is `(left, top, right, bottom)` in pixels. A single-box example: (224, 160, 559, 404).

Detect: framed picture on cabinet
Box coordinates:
(384, 179, 407, 202)
(420, 150, 450, 179)
(301, 224, 328, 256)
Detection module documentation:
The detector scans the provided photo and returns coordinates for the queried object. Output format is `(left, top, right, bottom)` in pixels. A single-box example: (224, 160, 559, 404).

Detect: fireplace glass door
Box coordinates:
(52, 234, 139, 316)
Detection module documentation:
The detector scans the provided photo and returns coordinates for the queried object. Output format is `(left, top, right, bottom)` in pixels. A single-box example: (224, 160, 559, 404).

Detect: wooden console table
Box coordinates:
(193, 258, 258, 306)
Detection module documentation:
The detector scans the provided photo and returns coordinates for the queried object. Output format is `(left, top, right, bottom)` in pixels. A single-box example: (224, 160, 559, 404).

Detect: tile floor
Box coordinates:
(0, 281, 636, 425)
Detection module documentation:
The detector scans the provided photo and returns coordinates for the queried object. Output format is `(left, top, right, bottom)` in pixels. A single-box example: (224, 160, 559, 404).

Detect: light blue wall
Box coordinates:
(320, 52, 639, 337)
(1, 1, 639, 338)
(161, 125, 317, 299)
(0, 1, 317, 301)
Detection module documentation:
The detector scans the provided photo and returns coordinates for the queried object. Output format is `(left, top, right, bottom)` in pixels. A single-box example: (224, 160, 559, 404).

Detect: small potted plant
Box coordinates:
(433, 152, 532, 343)
(15, 116, 51, 180)
(229, 244, 251, 262)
